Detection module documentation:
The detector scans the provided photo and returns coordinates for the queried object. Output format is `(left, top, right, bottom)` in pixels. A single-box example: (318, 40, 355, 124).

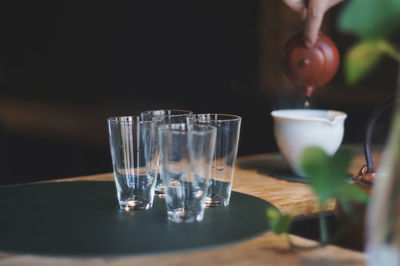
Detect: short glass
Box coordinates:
(140, 109, 193, 195)
(107, 116, 160, 210)
(158, 123, 216, 223)
(187, 114, 241, 207)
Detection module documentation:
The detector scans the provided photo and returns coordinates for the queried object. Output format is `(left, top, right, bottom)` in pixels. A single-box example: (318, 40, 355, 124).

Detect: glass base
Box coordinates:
(205, 196, 229, 207)
(167, 208, 204, 223)
(119, 199, 152, 211)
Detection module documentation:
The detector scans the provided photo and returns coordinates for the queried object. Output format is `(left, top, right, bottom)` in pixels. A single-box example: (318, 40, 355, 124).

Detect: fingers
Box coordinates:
(304, 0, 329, 48)
(303, 0, 344, 47)
(283, 0, 345, 47)
(282, 0, 307, 19)
(327, 0, 345, 9)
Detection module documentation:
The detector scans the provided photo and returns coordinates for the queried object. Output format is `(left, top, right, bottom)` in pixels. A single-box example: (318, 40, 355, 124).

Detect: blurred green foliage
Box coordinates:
(338, 0, 400, 39)
(301, 147, 368, 206)
(266, 147, 368, 242)
(266, 207, 292, 235)
(344, 40, 399, 85)
(337, 0, 400, 84)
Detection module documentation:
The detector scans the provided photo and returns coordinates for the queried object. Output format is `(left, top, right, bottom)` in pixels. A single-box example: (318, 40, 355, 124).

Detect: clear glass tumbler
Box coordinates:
(140, 109, 193, 195)
(107, 116, 160, 211)
(187, 114, 241, 207)
(158, 123, 216, 223)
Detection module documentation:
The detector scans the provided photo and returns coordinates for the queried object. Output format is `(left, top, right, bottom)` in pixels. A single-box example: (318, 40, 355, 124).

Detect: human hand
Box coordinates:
(282, 0, 344, 47)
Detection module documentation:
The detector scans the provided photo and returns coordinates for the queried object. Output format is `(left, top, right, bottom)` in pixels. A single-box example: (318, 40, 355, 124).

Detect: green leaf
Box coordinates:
(330, 149, 352, 177)
(339, 181, 369, 204)
(344, 40, 399, 85)
(301, 147, 329, 178)
(301, 147, 355, 204)
(266, 207, 292, 235)
(338, 0, 400, 39)
(301, 147, 341, 203)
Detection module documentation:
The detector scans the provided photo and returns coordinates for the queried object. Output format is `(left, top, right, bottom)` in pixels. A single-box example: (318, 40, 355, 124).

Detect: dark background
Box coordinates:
(0, 0, 397, 185)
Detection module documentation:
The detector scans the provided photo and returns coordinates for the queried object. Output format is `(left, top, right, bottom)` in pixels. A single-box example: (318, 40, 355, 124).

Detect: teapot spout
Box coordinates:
(305, 86, 315, 99)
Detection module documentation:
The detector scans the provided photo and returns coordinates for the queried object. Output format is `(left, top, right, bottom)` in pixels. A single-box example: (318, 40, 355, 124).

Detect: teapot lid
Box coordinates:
(281, 32, 340, 98)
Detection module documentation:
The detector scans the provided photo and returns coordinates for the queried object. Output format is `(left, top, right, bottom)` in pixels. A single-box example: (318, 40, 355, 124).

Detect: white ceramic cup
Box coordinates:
(271, 109, 347, 177)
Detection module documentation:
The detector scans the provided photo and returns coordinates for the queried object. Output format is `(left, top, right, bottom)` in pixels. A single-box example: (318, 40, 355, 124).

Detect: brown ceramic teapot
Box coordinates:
(281, 32, 340, 99)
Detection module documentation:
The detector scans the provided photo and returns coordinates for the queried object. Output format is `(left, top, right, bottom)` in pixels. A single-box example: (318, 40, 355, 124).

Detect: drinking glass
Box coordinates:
(140, 109, 193, 195)
(187, 114, 241, 207)
(140, 109, 193, 124)
(158, 123, 216, 223)
(107, 116, 160, 210)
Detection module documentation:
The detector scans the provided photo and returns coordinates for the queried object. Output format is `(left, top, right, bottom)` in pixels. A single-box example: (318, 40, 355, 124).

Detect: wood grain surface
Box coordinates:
(0, 148, 377, 266)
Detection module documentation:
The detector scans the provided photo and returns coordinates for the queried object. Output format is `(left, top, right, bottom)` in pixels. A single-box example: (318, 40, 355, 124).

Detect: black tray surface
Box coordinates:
(0, 181, 271, 257)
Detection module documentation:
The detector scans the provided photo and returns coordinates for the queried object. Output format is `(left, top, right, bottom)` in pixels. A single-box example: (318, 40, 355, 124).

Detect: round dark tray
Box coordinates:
(0, 181, 271, 257)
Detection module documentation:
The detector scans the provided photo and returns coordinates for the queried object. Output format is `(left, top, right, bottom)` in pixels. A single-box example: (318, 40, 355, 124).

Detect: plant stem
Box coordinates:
(319, 207, 328, 244)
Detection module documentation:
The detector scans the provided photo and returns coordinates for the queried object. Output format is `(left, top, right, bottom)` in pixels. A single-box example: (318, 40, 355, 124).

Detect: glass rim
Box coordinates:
(187, 113, 241, 122)
(140, 109, 193, 118)
(107, 115, 155, 123)
(158, 123, 216, 133)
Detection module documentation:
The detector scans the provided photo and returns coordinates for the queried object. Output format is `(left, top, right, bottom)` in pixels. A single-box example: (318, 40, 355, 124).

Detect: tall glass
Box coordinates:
(158, 123, 216, 223)
(140, 109, 193, 195)
(187, 114, 241, 207)
(140, 109, 193, 124)
(107, 116, 160, 210)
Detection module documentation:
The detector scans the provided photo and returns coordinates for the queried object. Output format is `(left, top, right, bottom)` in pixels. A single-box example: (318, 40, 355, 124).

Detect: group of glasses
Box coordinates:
(107, 110, 241, 223)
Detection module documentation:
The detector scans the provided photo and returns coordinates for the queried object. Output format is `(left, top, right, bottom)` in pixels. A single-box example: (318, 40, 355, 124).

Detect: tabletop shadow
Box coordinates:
(238, 154, 353, 184)
(238, 154, 308, 184)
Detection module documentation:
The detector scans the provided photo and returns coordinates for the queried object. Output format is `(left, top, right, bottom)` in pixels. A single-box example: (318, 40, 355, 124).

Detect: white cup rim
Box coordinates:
(271, 109, 347, 124)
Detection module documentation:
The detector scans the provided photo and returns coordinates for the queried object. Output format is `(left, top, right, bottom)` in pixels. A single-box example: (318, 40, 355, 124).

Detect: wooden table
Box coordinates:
(0, 149, 375, 266)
